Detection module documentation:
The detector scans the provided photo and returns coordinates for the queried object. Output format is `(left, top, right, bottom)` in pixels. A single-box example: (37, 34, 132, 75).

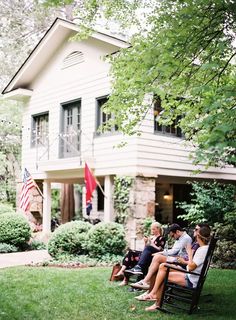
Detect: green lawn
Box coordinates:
(0, 267, 235, 320)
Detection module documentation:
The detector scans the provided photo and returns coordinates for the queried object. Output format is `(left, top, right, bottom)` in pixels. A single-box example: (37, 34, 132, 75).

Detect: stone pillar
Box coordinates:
(104, 175, 113, 222)
(126, 176, 156, 248)
(42, 180, 51, 237)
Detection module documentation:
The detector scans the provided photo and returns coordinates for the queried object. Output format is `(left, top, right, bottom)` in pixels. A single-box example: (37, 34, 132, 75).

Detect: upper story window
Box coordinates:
(154, 97, 182, 137)
(31, 112, 49, 147)
(59, 100, 81, 158)
(96, 96, 118, 135)
(62, 51, 84, 69)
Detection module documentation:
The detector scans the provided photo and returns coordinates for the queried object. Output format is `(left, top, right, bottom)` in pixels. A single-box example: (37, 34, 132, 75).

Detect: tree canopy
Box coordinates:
(44, 0, 236, 167)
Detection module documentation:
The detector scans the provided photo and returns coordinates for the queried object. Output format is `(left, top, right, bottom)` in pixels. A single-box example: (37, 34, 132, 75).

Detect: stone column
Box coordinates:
(104, 175, 113, 222)
(126, 176, 156, 247)
(42, 180, 51, 237)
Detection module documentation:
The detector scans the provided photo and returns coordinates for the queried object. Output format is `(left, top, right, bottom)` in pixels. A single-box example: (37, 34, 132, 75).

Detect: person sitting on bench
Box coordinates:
(130, 223, 192, 290)
(115, 222, 165, 286)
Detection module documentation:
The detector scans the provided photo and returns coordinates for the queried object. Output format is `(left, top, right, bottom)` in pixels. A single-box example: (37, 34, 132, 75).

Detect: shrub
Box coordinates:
(48, 221, 92, 258)
(213, 240, 236, 269)
(0, 213, 31, 249)
(0, 243, 18, 253)
(0, 203, 15, 215)
(29, 240, 46, 250)
(86, 222, 126, 257)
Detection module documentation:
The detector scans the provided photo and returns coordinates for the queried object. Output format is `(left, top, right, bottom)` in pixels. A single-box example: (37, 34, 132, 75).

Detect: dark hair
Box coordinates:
(197, 222, 210, 229)
(198, 225, 211, 244)
(168, 223, 183, 234)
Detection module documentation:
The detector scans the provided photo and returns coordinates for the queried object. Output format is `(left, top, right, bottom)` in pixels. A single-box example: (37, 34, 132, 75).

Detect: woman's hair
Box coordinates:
(151, 222, 163, 236)
(198, 225, 211, 244)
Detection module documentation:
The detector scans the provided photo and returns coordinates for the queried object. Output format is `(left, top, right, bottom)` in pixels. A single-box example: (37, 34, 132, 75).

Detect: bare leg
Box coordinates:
(116, 265, 126, 276)
(145, 263, 186, 308)
(143, 254, 167, 283)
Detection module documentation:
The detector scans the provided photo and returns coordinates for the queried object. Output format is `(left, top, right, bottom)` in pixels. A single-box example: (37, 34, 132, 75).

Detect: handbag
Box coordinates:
(109, 263, 122, 281)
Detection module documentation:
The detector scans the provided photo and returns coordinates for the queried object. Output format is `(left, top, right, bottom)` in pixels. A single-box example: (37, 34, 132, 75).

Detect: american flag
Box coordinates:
(19, 168, 36, 212)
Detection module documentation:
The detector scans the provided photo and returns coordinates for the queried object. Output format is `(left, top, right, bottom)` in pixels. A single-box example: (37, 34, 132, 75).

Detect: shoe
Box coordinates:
(145, 303, 161, 312)
(125, 266, 143, 275)
(130, 280, 150, 290)
(134, 292, 149, 301)
(128, 287, 143, 292)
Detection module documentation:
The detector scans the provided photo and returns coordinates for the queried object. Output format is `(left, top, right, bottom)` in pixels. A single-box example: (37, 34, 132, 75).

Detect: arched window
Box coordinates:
(62, 51, 84, 69)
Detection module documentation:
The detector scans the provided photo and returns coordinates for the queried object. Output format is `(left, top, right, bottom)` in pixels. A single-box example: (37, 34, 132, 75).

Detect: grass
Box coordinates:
(0, 267, 235, 320)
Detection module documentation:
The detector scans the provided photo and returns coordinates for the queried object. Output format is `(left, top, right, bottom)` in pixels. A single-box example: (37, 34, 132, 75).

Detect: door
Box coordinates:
(60, 100, 81, 158)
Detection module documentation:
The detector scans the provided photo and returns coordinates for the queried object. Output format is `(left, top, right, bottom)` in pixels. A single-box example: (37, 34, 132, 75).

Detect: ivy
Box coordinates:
(113, 176, 133, 224)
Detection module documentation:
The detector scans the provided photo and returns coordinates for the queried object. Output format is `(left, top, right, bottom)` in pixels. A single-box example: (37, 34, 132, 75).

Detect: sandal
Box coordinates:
(134, 292, 149, 301)
(140, 294, 157, 302)
(145, 302, 160, 312)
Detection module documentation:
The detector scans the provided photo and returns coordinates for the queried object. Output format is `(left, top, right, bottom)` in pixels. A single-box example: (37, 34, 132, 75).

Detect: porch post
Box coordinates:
(42, 180, 51, 237)
(104, 175, 113, 222)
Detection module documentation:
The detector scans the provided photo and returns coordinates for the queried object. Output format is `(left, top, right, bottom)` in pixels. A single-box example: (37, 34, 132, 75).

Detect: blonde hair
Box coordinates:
(151, 221, 163, 236)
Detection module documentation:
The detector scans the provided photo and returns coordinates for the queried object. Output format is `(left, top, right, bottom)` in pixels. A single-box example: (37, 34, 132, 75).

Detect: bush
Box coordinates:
(86, 222, 126, 257)
(48, 221, 92, 258)
(0, 213, 31, 249)
(0, 243, 18, 253)
(213, 240, 236, 269)
(0, 203, 15, 215)
(29, 240, 46, 250)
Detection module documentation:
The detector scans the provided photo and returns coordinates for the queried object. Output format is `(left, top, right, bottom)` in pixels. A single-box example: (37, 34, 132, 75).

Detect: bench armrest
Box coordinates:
(164, 263, 200, 276)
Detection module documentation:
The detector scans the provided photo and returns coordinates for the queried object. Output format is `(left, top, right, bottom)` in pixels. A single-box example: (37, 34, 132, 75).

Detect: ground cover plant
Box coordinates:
(0, 266, 235, 320)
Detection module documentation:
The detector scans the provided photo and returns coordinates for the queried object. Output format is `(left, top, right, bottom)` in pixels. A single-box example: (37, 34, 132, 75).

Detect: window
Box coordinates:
(154, 97, 182, 137)
(31, 113, 49, 147)
(59, 100, 81, 158)
(96, 96, 118, 135)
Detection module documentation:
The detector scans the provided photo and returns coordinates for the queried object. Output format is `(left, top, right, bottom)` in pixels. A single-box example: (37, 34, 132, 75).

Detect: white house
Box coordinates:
(2, 18, 236, 241)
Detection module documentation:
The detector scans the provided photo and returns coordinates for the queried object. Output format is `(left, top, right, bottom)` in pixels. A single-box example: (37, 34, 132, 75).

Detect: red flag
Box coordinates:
(84, 163, 97, 215)
(19, 168, 36, 212)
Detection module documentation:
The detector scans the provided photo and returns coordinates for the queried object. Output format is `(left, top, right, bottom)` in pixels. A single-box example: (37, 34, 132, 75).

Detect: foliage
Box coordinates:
(51, 188, 60, 218)
(0, 202, 15, 215)
(0, 102, 22, 205)
(0, 267, 236, 320)
(177, 181, 236, 269)
(0, 213, 31, 248)
(86, 222, 126, 257)
(0, 242, 18, 253)
(114, 176, 133, 224)
(213, 239, 236, 269)
(29, 239, 47, 250)
(49, 252, 124, 267)
(141, 217, 154, 236)
(47, 220, 92, 257)
(177, 181, 236, 225)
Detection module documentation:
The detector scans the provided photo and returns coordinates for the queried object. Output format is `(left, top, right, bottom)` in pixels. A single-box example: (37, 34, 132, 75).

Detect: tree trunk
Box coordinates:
(60, 183, 75, 223)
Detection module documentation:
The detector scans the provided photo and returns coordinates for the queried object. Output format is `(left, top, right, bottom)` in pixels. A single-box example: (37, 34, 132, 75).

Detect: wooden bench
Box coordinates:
(159, 234, 217, 314)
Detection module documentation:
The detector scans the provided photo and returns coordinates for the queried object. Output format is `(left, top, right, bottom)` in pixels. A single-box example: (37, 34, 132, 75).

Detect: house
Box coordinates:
(2, 18, 236, 242)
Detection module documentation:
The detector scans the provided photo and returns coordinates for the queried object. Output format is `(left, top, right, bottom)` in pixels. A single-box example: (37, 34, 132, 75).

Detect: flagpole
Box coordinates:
(34, 182, 45, 199)
(95, 178, 107, 198)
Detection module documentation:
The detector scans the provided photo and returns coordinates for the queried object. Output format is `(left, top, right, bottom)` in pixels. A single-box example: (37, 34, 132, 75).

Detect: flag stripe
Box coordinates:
(19, 168, 36, 212)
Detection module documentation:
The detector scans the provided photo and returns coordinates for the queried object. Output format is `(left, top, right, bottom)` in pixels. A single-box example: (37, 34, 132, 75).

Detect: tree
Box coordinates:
(0, 0, 71, 205)
(44, 0, 236, 167)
